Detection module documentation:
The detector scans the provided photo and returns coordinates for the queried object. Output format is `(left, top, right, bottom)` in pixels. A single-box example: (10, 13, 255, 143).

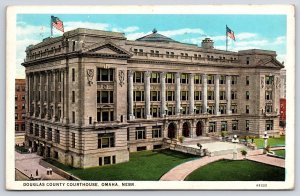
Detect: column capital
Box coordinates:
(144, 71, 151, 78)
(128, 70, 134, 77)
(160, 72, 166, 78)
(175, 72, 181, 79)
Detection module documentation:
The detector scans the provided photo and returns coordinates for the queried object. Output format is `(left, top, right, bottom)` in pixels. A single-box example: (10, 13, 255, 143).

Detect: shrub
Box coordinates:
(178, 136, 184, 143)
(221, 131, 228, 138)
(241, 149, 247, 157)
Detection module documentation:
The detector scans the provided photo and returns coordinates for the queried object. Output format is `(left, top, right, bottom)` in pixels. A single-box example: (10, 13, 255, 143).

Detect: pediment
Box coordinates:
(82, 41, 132, 57)
(257, 57, 284, 68)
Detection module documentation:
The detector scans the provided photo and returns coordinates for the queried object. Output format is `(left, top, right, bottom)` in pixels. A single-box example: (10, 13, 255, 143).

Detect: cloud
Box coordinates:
(126, 32, 151, 40)
(274, 36, 286, 45)
(16, 24, 50, 39)
(112, 26, 139, 33)
(236, 32, 257, 40)
(160, 28, 204, 37)
(64, 21, 110, 32)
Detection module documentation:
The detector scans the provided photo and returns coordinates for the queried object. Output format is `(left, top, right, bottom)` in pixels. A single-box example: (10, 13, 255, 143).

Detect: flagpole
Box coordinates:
(226, 25, 228, 51)
(50, 16, 53, 37)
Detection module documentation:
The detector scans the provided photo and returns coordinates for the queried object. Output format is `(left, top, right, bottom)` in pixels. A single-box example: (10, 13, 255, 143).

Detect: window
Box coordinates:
(166, 91, 175, 101)
(15, 95, 18, 100)
(265, 76, 274, 85)
(22, 103, 25, 109)
(21, 124, 25, 131)
(150, 72, 160, 83)
(150, 91, 160, 101)
(246, 105, 250, 114)
(72, 68, 75, 81)
(55, 130, 60, 144)
(15, 104, 18, 109)
(133, 71, 144, 83)
(152, 126, 162, 138)
(150, 107, 160, 118)
(99, 157, 102, 166)
(220, 91, 226, 100)
(231, 91, 237, 100)
(246, 76, 250, 85)
(29, 123, 33, 134)
(22, 95, 25, 100)
(207, 105, 215, 114)
(98, 133, 115, 148)
(246, 91, 250, 100)
(246, 120, 250, 131)
(166, 73, 175, 83)
(231, 76, 237, 85)
(220, 104, 226, 114)
(265, 91, 273, 100)
(231, 104, 238, 114)
(167, 106, 176, 116)
(181, 91, 188, 101)
(97, 68, 114, 82)
(150, 50, 154, 57)
(207, 75, 214, 84)
(41, 126, 45, 139)
(133, 91, 144, 102)
(266, 120, 273, 131)
(207, 91, 214, 100)
(15, 125, 19, 131)
(246, 57, 250, 65)
(72, 91, 75, 103)
(220, 75, 226, 84)
(35, 125, 39, 136)
(47, 128, 52, 141)
(265, 104, 273, 113)
(181, 73, 189, 84)
(232, 120, 239, 131)
(133, 107, 144, 119)
(89, 117, 92, 124)
(195, 104, 202, 114)
(136, 128, 146, 140)
(97, 91, 114, 103)
(54, 151, 59, 159)
(71, 133, 75, 148)
(194, 91, 202, 101)
(15, 114, 18, 120)
(72, 111, 75, 123)
(221, 121, 227, 131)
(209, 122, 216, 133)
(194, 74, 202, 84)
(181, 105, 188, 114)
(97, 110, 114, 122)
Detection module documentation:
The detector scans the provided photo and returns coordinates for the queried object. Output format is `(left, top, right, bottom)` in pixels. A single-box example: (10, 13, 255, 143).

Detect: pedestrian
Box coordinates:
(36, 169, 38, 176)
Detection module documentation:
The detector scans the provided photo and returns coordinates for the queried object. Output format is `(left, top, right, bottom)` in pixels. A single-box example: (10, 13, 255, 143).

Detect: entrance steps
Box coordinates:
(182, 136, 219, 145)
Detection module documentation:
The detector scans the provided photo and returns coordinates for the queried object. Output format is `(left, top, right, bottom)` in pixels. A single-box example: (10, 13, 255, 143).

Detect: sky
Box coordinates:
(16, 14, 287, 79)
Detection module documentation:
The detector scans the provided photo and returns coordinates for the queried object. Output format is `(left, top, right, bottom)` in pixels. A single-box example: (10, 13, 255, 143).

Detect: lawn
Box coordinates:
(185, 160, 285, 181)
(46, 149, 197, 181)
(254, 136, 285, 148)
(273, 150, 285, 158)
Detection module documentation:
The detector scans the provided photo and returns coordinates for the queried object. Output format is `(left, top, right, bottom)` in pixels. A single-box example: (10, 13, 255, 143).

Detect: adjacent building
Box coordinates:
(22, 28, 284, 168)
(15, 79, 26, 132)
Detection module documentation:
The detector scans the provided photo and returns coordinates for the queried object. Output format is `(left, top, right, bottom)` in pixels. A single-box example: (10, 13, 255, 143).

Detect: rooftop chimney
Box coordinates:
(201, 38, 214, 49)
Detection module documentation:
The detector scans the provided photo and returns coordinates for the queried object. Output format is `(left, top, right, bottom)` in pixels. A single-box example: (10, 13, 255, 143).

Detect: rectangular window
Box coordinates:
(72, 133, 75, 148)
(133, 107, 144, 119)
(100, 91, 114, 103)
(35, 125, 39, 136)
(55, 130, 60, 144)
(136, 128, 146, 140)
(209, 122, 216, 133)
(246, 91, 250, 100)
(246, 120, 250, 131)
(246, 76, 250, 85)
(181, 73, 189, 84)
(220, 75, 226, 84)
(232, 120, 239, 131)
(150, 91, 160, 101)
(134, 91, 144, 102)
(98, 133, 115, 148)
(265, 104, 273, 113)
(72, 68, 75, 81)
(181, 105, 188, 115)
(194, 91, 202, 101)
(220, 91, 226, 100)
(166, 73, 175, 84)
(265, 91, 273, 100)
(150, 107, 160, 118)
(246, 105, 250, 114)
(266, 120, 274, 131)
(15, 125, 19, 131)
(231, 104, 238, 114)
(54, 151, 59, 159)
(30, 123, 33, 134)
(152, 126, 162, 138)
(15, 114, 18, 120)
(150, 72, 160, 83)
(89, 117, 92, 125)
(41, 126, 45, 139)
(231, 76, 238, 85)
(221, 121, 227, 131)
(104, 156, 111, 165)
(208, 91, 214, 100)
(72, 111, 75, 123)
(181, 91, 188, 101)
(194, 74, 202, 84)
(97, 68, 114, 81)
(231, 91, 237, 100)
(99, 157, 102, 166)
(72, 91, 75, 103)
(265, 76, 274, 85)
(166, 91, 175, 101)
(219, 104, 227, 114)
(167, 106, 176, 116)
(47, 128, 52, 141)
(195, 104, 202, 114)
(208, 75, 214, 84)
(207, 105, 215, 114)
(133, 71, 144, 83)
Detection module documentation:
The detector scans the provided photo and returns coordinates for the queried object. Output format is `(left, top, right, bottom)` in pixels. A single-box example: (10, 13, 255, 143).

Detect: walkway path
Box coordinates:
(160, 149, 285, 181)
(15, 151, 66, 180)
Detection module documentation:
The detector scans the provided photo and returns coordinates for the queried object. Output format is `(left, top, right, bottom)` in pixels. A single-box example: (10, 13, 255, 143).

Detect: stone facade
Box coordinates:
(22, 28, 283, 168)
(15, 79, 26, 133)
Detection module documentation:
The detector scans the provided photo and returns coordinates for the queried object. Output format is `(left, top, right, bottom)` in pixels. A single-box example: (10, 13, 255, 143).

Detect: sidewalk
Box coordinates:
(160, 149, 284, 181)
(15, 151, 66, 180)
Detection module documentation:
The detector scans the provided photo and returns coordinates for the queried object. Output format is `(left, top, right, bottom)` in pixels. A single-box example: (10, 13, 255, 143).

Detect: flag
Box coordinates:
(51, 16, 64, 32)
(226, 26, 235, 41)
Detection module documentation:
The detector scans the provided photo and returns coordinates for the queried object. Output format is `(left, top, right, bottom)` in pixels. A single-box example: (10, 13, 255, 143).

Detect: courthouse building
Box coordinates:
(22, 28, 284, 168)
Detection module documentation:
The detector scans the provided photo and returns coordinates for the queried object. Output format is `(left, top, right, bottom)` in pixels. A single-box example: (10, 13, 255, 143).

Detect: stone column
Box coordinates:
(128, 70, 135, 120)
(215, 74, 220, 115)
(144, 71, 151, 119)
(33, 73, 37, 117)
(40, 72, 44, 118)
(26, 73, 30, 117)
(202, 74, 208, 113)
(175, 72, 181, 115)
(226, 75, 232, 114)
(52, 70, 57, 122)
(189, 73, 195, 114)
(60, 69, 65, 122)
(46, 71, 50, 120)
(160, 72, 166, 117)
(63, 68, 69, 124)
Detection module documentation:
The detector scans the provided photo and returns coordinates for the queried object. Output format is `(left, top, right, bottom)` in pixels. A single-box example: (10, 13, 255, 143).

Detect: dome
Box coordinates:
(136, 28, 178, 43)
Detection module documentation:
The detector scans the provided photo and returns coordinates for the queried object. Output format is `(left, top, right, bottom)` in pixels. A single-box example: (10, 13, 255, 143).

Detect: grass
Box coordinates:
(46, 149, 197, 181)
(273, 150, 285, 158)
(15, 145, 29, 154)
(185, 160, 285, 181)
(254, 136, 285, 148)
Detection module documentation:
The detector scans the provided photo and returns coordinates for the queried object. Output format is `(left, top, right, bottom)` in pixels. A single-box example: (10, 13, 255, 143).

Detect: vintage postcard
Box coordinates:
(6, 5, 295, 190)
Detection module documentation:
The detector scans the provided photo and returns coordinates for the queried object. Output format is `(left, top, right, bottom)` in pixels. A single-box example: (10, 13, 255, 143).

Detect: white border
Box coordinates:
(6, 5, 295, 190)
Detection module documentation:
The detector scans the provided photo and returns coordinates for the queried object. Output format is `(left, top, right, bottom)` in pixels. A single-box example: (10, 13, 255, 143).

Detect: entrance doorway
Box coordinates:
(196, 121, 203, 136)
(182, 122, 190, 137)
(168, 123, 176, 139)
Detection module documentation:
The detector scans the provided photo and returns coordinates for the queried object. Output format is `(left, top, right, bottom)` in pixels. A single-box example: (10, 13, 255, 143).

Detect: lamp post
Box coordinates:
(263, 131, 269, 153)
(232, 134, 239, 160)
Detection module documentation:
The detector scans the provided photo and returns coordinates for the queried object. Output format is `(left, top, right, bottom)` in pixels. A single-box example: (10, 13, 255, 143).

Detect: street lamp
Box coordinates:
(263, 131, 269, 148)
(232, 134, 239, 160)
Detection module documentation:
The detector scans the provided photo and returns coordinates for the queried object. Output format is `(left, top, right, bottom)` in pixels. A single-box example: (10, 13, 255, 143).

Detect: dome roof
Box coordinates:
(136, 28, 178, 43)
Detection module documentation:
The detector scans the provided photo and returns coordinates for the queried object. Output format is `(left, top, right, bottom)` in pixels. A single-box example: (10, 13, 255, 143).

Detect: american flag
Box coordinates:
(226, 26, 235, 41)
(51, 16, 64, 32)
